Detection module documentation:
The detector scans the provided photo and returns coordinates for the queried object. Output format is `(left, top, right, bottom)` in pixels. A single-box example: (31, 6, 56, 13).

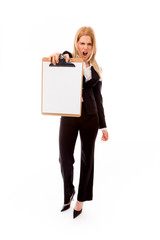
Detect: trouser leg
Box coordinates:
(77, 113, 99, 202)
(59, 117, 78, 204)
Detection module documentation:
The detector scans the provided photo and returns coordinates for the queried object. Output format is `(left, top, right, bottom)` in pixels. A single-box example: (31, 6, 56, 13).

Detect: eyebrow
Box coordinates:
(80, 42, 92, 45)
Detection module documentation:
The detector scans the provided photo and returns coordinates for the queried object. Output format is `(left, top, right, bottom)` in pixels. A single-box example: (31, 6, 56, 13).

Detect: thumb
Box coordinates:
(63, 54, 70, 62)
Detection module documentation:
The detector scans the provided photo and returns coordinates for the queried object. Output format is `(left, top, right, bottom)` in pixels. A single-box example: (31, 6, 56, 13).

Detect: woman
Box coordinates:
(49, 26, 109, 219)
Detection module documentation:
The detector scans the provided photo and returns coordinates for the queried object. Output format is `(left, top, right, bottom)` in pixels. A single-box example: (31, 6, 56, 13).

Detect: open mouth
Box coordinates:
(82, 51, 88, 57)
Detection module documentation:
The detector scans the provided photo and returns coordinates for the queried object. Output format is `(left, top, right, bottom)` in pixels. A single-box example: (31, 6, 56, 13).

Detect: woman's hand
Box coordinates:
(49, 53, 70, 65)
(101, 129, 109, 141)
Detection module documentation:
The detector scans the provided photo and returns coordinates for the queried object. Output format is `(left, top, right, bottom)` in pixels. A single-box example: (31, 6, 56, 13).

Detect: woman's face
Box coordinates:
(77, 35, 93, 61)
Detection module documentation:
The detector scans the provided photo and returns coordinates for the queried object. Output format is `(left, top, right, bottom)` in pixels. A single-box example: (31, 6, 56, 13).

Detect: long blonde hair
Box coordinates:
(72, 26, 102, 79)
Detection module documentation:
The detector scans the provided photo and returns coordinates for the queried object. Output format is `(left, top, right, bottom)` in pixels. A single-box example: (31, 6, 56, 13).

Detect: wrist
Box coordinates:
(101, 128, 107, 131)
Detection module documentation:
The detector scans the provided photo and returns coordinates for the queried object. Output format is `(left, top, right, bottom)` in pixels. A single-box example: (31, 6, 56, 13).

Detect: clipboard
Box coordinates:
(41, 57, 83, 117)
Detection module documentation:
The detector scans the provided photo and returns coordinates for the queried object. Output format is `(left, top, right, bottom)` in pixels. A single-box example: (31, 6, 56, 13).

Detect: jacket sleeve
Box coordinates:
(93, 81, 107, 129)
(62, 51, 73, 58)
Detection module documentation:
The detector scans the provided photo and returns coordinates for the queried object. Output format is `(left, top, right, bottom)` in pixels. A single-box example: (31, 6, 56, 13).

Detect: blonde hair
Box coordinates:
(72, 26, 102, 79)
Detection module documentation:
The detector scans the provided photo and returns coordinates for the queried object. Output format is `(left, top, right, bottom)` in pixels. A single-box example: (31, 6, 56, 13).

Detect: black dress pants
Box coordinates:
(59, 103, 99, 204)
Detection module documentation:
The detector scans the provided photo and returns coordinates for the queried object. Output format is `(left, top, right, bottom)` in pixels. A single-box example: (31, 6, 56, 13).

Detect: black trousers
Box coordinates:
(59, 103, 99, 204)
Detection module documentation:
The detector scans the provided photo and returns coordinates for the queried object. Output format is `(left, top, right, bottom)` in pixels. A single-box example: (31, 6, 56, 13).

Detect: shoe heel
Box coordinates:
(61, 190, 75, 212)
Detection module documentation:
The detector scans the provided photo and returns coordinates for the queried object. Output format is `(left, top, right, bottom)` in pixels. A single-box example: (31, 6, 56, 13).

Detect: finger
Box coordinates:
(52, 57, 56, 65)
(51, 54, 58, 65)
(64, 54, 70, 63)
(102, 134, 107, 139)
(104, 134, 108, 139)
(55, 53, 60, 64)
(101, 136, 106, 141)
(102, 135, 108, 141)
(102, 138, 107, 141)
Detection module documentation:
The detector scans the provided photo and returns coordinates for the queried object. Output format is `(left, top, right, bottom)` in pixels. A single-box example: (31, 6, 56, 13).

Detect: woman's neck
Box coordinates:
(84, 61, 90, 68)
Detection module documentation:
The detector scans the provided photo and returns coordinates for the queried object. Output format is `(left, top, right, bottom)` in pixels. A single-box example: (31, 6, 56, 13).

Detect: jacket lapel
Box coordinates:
(83, 66, 100, 88)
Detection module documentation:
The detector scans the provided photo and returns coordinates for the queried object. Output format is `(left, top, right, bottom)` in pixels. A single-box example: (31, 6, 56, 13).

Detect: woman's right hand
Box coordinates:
(49, 53, 70, 65)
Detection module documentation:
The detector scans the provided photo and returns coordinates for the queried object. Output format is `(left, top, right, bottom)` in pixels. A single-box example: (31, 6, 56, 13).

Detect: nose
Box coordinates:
(84, 44, 88, 50)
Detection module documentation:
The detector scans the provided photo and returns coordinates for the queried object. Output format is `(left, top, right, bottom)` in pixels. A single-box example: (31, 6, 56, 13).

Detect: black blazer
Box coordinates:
(63, 51, 107, 129)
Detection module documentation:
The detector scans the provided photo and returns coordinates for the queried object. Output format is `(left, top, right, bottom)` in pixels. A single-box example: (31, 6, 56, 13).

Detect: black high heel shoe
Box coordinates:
(61, 190, 75, 212)
(73, 209, 82, 219)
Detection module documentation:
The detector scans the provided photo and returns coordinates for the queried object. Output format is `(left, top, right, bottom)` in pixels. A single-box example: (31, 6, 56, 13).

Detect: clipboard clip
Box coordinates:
(49, 54, 75, 67)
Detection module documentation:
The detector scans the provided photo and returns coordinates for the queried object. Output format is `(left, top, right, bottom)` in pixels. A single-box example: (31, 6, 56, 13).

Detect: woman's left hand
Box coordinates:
(101, 129, 109, 141)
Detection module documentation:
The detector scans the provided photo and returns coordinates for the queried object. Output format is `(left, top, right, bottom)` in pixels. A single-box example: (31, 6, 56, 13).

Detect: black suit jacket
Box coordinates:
(63, 51, 107, 129)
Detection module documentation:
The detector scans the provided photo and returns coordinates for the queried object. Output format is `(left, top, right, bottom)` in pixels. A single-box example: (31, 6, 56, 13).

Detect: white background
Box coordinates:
(0, 0, 160, 239)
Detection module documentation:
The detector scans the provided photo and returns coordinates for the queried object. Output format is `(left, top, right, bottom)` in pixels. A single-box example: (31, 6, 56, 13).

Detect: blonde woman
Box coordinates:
(49, 26, 109, 219)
